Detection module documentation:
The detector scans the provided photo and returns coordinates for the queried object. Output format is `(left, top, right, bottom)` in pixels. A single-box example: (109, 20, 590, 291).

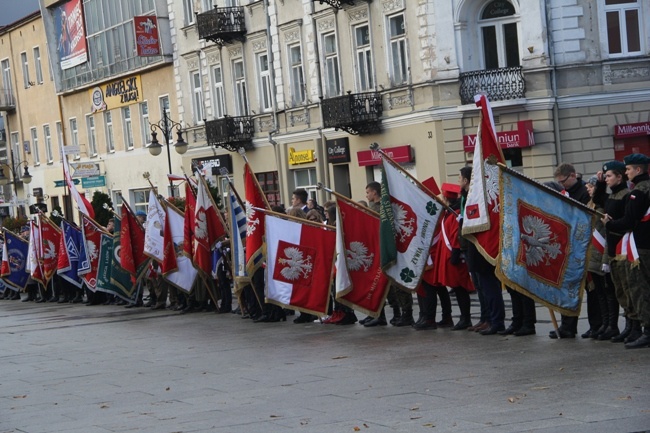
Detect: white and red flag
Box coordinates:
(592, 229, 606, 255)
(162, 201, 198, 293)
(193, 175, 226, 274)
(183, 182, 197, 258)
(27, 221, 44, 284)
(335, 199, 390, 317)
(244, 162, 269, 275)
(144, 190, 165, 263)
(461, 94, 505, 264)
(61, 145, 95, 219)
(39, 215, 61, 285)
(265, 214, 336, 316)
(79, 214, 108, 291)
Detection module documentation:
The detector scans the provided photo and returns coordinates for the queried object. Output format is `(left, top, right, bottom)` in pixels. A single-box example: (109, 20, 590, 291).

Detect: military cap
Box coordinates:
(623, 153, 650, 166)
(602, 160, 625, 173)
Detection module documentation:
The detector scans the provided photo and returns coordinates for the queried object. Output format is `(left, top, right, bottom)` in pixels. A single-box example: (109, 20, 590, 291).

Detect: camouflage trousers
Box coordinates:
(610, 259, 634, 318)
(628, 249, 650, 327)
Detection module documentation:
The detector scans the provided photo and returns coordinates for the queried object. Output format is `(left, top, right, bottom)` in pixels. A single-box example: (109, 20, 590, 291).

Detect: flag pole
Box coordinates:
(548, 308, 561, 339)
(370, 142, 457, 217)
(317, 182, 379, 218)
(238, 148, 271, 209)
(252, 207, 335, 231)
(219, 167, 245, 210)
(102, 202, 120, 219)
(142, 171, 168, 225)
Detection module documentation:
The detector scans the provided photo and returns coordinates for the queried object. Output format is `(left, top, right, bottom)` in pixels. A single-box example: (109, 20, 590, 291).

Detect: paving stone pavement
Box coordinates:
(0, 295, 649, 433)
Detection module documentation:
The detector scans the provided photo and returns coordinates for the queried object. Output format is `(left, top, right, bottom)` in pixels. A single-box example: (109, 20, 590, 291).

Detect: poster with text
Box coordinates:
(55, 0, 88, 70)
(134, 16, 161, 56)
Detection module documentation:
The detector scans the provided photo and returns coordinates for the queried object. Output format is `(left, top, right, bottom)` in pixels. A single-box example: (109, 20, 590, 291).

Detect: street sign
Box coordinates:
(81, 175, 106, 188)
(54, 179, 80, 187)
(71, 162, 101, 178)
(63, 145, 81, 155)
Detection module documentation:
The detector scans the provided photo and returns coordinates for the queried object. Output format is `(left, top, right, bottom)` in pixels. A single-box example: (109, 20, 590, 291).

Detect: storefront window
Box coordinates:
(256, 171, 280, 207)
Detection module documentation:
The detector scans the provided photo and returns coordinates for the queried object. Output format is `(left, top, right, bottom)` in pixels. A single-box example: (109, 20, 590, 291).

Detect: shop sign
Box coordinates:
(90, 74, 143, 112)
(82, 176, 106, 188)
(463, 120, 535, 152)
(134, 16, 161, 56)
(357, 145, 413, 167)
(71, 162, 101, 178)
(192, 154, 233, 176)
(614, 121, 650, 139)
(289, 147, 316, 165)
(54, 179, 80, 188)
(326, 138, 351, 163)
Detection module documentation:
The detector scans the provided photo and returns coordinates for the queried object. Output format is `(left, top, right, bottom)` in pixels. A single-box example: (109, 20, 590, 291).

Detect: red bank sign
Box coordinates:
(134, 16, 161, 56)
(357, 145, 413, 166)
(463, 120, 535, 152)
(614, 121, 650, 139)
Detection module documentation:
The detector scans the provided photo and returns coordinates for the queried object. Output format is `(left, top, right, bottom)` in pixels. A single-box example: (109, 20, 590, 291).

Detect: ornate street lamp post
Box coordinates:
(147, 111, 187, 197)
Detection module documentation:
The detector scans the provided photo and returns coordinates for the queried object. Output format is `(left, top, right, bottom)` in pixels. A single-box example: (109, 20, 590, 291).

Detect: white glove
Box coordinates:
(601, 264, 611, 273)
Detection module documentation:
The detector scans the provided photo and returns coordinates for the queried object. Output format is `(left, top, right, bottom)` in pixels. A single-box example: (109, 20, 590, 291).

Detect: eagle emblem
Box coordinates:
(346, 241, 374, 272)
(245, 201, 260, 236)
(42, 240, 57, 260)
(195, 209, 209, 241)
(520, 215, 562, 267)
(86, 240, 99, 262)
(484, 158, 500, 212)
(273, 241, 316, 286)
(391, 197, 417, 253)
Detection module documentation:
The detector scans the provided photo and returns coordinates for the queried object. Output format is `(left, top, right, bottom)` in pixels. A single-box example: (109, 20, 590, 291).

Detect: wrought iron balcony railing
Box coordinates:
(321, 91, 382, 135)
(313, 0, 357, 9)
(459, 66, 525, 105)
(205, 116, 254, 152)
(197, 6, 246, 45)
(0, 89, 16, 111)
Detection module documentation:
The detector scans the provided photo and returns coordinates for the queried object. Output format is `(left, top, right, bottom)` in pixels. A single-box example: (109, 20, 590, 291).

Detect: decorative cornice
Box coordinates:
(382, 0, 404, 13)
(228, 46, 243, 58)
(347, 7, 369, 22)
(284, 30, 301, 43)
(317, 19, 336, 33)
(251, 38, 267, 52)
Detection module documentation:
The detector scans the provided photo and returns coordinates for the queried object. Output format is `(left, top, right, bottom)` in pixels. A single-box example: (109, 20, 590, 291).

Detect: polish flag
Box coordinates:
(265, 214, 336, 316)
(0, 235, 9, 276)
(61, 145, 95, 219)
(244, 162, 269, 275)
(591, 229, 606, 255)
(193, 175, 226, 274)
(162, 202, 198, 293)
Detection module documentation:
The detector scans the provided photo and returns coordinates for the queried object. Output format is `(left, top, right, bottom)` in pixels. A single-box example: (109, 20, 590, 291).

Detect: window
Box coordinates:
(140, 102, 150, 147)
(256, 171, 280, 207)
(104, 111, 115, 153)
(123, 107, 134, 150)
(603, 0, 642, 57)
(388, 14, 408, 85)
(354, 24, 374, 91)
(55, 122, 63, 155)
(33, 47, 43, 84)
(201, 0, 213, 12)
(1, 59, 12, 95)
(20, 52, 30, 88)
(233, 59, 249, 115)
(159, 95, 170, 118)
(84, 116, 96, 156)
(132, 188, 149, 215)
(289, 44, 305, 106)
(43, 124, 53, 163)
(257, 53, 272, 112)
(70, 118, 82, 159)
(183, 0, 195, 26)
(31, 127, 39, 165)
(322, 33, 341, 97)
(480, 1, 520, 69)
(10, 132, 20, 170)
(293, 168, 318, 199)
(191, 71, 205, 124)
(212, 66, 225, 118)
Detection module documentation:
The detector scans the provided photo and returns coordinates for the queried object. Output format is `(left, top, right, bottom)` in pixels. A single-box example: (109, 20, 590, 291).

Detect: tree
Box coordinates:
(2, 216, 29, 234)
(91, 191, 113, 226)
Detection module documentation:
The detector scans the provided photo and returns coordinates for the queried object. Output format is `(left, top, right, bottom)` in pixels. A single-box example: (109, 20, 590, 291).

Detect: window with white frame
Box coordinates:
(289, 44, 305, 106)
(33, 47, 43, 85)
(104, 111, 115, 153)
(31, 127, 40, 165)
(159, 95, 170, 118)
(388, 14, 408, 85)
(132, 188, 149, 215)
(70, 118, 82, 159)
(233, 59, 249, 115)
(603, 0, 642, 57)
(257, 53, 273, 112)
(10, 132, 20, 169)
(55, 122, 63, 155)
(43, 124, 53, 163)
(183, 0, 195, 26)
(1, 59, 12, 95)
(85, 116, 97, 156)
(354, 24, 374, 91)
(201, 0, 213, 12)
(20, 52, 30, 88)
(212, 65, 226, 118)
(191, 71, 205, 124)
(293, 168, 318, 199)
(322, 33, 341, 97)
(123, 106, 134, 150)
(140, 102, 150, 147)
(479, 1, 520, 69)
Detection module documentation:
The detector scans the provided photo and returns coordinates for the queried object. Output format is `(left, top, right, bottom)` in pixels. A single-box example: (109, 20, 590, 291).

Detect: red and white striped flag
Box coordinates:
(591, 229, 606, 255)
(61, 145, 94, 218)
(193, 175, 226, 274)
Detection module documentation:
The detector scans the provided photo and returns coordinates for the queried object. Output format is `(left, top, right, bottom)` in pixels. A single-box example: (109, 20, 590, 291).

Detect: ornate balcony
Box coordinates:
(313, 0, 356, 9)
(0, 89, 16, 112)
(205, 116, 254, 152)
(197, 6, 246, 45)
(321, 91, 382, 135)
(459, 66, 525, 105)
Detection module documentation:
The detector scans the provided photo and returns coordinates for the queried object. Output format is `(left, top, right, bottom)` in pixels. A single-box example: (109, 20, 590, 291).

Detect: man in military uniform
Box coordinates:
(604, 154, 650, 349)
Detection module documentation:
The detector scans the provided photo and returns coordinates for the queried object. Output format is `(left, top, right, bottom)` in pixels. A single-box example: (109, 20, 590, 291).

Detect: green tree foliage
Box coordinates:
(2, 216, 29, 234)
(91, 191, 113, 226)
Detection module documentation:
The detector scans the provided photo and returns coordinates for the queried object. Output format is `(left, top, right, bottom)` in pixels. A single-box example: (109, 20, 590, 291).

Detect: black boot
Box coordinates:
(364, 309, 387, 327)
(452, 316, 472, 331)
(389, 306, 401, 325)
(612, 317, 632, 343)
(393, 309, 414, 327)
(625, 327, 650, 349)
(624, 320, 643, 343)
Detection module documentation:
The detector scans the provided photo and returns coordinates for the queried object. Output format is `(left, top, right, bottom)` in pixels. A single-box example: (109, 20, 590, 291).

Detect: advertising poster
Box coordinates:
(134, 16, 161, 56)
(55, 0, 88, 70)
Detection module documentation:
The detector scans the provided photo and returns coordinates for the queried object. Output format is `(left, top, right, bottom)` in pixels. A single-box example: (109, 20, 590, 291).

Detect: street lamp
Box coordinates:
(147, 111, 188, 197)
(0, 161, 32, 218)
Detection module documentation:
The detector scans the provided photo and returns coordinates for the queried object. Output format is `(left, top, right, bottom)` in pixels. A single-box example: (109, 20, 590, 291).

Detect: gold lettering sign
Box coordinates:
(288, 147, 316, 165)
(90, 75, 143, 112)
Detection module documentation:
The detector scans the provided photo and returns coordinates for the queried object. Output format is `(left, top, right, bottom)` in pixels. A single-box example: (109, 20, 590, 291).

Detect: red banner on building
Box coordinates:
(614, 121, 650, 139)
(55, 0, 88, 70)
(463, 120, 535, 152)
(134, 16, 161, 57)
(357, 145, 413, 167)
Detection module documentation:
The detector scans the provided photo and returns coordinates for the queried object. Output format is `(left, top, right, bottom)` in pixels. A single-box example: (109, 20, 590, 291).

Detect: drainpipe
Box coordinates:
(310, 0, 329, 203)
(545, 1, 562, 166)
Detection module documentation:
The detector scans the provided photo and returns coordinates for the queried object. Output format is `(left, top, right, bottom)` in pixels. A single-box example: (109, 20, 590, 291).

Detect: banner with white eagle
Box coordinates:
(265, 213, 336, 316)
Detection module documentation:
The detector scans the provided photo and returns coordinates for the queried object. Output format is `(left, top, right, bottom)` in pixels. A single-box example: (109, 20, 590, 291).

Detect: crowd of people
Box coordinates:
(2, 154, 650, 350)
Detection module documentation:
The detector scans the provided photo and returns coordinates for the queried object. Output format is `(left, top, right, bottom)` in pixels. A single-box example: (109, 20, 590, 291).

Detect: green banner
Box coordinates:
(95, 233, 115, 294)
(110, 217, 138, 300)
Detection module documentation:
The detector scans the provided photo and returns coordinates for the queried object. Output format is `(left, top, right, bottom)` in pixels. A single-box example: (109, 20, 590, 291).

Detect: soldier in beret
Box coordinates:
(604, 154, 650, 349)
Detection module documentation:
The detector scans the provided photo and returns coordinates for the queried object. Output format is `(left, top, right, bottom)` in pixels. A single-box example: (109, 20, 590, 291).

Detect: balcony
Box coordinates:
(205, 116, 254, 152)
(458, 66, 525, 105)
(321, 92, 382, 135)
(0, 89, 16, 111)
(312, 0, 356, 9)
(197, 6, 246, 45)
